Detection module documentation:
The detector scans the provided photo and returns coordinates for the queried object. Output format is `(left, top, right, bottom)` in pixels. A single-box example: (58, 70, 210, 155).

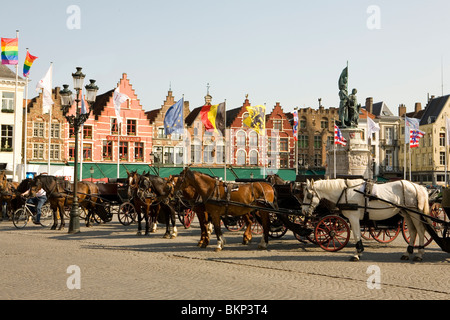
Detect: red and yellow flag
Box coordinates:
(200, 102, 225, 135)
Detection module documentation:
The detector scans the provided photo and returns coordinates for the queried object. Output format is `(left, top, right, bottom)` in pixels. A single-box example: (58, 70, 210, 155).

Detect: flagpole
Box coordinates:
(404, 116, 407, 180)
(12, 30, 19, 181)
(47, 63, 53, 174)
(24, 74, 29, 179)
(446, 114, 448, 186)
(294, 107, 298, 176)
(117, 115, 121, 180)
(224, 99, 227, 182)
(80, 123, 84, 181)
(334, 119, 337, 179)
(409, 141, 412, 181)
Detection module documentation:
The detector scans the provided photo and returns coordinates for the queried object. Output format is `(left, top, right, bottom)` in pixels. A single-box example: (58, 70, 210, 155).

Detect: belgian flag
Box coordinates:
(200, 102, 225, 136)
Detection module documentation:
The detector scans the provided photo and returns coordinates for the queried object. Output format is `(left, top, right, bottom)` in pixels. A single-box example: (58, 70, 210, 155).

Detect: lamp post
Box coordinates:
(60, 67, 99, 234)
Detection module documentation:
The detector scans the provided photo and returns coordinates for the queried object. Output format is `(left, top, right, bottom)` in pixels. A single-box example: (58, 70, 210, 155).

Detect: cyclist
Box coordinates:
(21, 188, 47, 225)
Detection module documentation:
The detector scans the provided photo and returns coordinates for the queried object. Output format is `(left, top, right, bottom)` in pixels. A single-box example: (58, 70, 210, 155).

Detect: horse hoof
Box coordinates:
(163, 233, 170, 239)
(170, 234, 177, 239)
(400, 255, 409, 261)
(136, 231, 142, 236)
(349, 256, 360, 262)
(413, 256, 423, 262)
(214, 247, 222, 252)
(201, 243, 208, 249)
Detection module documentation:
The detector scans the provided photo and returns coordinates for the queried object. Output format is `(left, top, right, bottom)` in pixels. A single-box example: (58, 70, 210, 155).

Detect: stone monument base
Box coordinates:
(326, 127, 373, 180)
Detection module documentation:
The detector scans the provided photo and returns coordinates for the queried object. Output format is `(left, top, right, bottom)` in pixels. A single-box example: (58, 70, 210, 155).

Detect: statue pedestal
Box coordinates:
(326, 128, 373, 179)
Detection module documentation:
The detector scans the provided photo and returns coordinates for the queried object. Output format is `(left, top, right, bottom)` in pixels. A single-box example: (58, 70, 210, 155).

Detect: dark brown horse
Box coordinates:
(127, 170, 177, 238)
(168, 174, 211, 247)
(179, 168, 277, 251)
(31, 175, 99, 230)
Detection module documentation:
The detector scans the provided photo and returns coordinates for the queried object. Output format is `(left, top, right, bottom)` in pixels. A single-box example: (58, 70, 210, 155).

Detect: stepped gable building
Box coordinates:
(83, 73, 153, 164)
(265, 102, 295, 169)
(145, 90, 190, 165)
(25, 87, 66, 168)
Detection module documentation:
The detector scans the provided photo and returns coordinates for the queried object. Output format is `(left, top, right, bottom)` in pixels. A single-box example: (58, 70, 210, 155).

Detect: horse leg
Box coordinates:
(401, 214, 420, 261)
(51, 206, 58, 230)
(150, 205, 158, 233)
(136, 206, 143, 236)
(144, 206, 151, 236)
(197, 208, 210, 248)
(212, 214, 225, 252)
(58, 203, 65, 230)
(169, 206, 178, 239)
(347, 213, 363, 261)
(257, 211, 270, 250)
(242, 213, 253, 245)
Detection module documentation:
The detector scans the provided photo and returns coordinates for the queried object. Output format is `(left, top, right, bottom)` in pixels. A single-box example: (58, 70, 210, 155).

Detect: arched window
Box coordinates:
(236, 150, 246, 166)
(249, 131, 258, 147)
(237, 131, 246, 147)
(249, 150, 258, 165)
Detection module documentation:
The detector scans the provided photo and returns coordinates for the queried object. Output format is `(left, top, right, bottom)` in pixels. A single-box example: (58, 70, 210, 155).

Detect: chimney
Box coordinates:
(415, 102, 422, 113)
(398, 104, 406, 117)
(365, 97, 373, 114)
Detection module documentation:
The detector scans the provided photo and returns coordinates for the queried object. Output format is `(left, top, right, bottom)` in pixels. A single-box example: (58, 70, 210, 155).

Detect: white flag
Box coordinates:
(405, 116, 420, 144)
(367, 117, 380, 142)
(113, 87, 129, 124)
(81, 96, 88, 115)
(36, 64, 54, 114)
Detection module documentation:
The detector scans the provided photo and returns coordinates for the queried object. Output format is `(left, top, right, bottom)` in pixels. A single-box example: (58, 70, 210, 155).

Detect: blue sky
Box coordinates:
(2, 0, 449, 114)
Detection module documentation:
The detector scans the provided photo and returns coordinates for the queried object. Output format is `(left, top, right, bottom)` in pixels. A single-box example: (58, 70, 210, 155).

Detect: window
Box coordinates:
(236, 150, 246, 166)
(153, 146, 163, 164)
(135, 142, 143, 161)
(440, 152, 446, 166)
(83, 144, 92, 161)
(299, 135, 308, 149)
(157, 127, 166, 139)
(269, 137, 278, 153)
(33, 143, 44, 159)
(111, 119, 119, 135)
(314, 152, 322, 167)
(2, 92, 14, 112)
(280, 154, 289, 168)
(249, 131, 258, 147)
(33, 122, 44, 137)
(249, 150, 258, 165)
(50, 144, 60, 160)
(273, 119, 282, 131)
(299, 153, 308, 167)
(69, 144, 75, 160)
(175, 147, 184, 165)
(242, 113, 249, 127)
(103, 141, 113, 160)
(204, 145, 214, 164)
(127, 120, 136, 136)
(51, 123, 60, 139)
(216, 144, 225, 164)
(83, 126, 92, 139)
(280, 138, 288, 152)
(119, 142, 128, 161)
(191, 142, 201, 164)
(1, 125, 13, 151)
(69, 125, 75, 138)
(299, 117, 307, 129)
(164, 147, 174, 164)
(440, 133, 445, 147)
(237, 131, 246, 147)
(314, 135, 322, 149)
(321, 119, 328, 129)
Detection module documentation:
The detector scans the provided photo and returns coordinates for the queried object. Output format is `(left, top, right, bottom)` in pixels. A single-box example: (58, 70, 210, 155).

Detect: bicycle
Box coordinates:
(12, 200, 53, 229)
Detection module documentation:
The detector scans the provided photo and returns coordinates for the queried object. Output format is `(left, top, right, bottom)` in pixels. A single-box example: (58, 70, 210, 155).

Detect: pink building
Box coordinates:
(65, 73, 153, 176)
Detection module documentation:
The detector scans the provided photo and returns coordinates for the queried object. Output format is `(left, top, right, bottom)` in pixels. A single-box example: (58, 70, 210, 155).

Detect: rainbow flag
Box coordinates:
(1, 38, 18, 65)
(23, 51, 38, 77)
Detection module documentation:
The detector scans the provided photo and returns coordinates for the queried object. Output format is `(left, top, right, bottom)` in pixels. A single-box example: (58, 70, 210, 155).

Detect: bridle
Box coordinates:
(302, 185, 321, 216)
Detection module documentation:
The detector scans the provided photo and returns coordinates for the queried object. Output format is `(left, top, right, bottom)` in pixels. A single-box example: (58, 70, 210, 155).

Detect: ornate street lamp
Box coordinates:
(60, 67, 99, 234)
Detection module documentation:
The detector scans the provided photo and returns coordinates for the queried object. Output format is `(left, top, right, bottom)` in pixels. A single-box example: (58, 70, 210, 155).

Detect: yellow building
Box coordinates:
(399, 95, 450, 185)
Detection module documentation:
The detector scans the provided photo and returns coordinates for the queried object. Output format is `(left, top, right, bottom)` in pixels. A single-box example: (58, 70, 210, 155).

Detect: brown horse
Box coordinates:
(169, 174, 212, 247)
(31, 175, 99, 230)
(127, 170, 177, 238)
(0, 171, 19, 219)
(179, 168, 277, 252)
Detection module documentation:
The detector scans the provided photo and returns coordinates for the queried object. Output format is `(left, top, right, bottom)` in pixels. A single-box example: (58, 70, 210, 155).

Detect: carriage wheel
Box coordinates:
(370, 221, 401, 243)
(223, 216, 245, 232)
(179, 208, 196, 229)
(314, 215, 350, 252)
(268, 213, 287, 238)
(361, 225, 373, 241)
(291, 215, 317, 244)
(251, 213, 263, 235)
(118, 202, 136, 226)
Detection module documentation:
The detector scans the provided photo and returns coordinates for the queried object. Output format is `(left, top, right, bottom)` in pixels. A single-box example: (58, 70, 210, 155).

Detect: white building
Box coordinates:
(0, 65, 26, 181)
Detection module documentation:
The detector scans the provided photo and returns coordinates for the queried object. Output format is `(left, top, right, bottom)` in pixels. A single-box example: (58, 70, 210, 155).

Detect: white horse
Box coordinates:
(302, 179, 430, 261)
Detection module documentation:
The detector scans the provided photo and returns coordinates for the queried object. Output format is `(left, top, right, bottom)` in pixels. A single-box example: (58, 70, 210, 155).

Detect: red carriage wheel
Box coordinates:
(361, 225, 373, 241)
(182, 208, 196, 229)
(314, 215, 350, 252)
(370, 221, 401, 243)
(251, 214, 263, 235)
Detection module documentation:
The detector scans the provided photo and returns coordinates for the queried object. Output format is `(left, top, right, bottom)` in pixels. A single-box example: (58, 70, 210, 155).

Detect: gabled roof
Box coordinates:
(419, 94, 450, 126)
(92, 89, 114, 117)
(372, 101, 393, 117)
(0, 65, 23, 80)
(226, 107, 242, 127)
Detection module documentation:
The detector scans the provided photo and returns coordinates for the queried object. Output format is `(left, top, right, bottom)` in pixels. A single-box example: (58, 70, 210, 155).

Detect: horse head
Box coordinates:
(126, 170, 140, 199)
(0, 171, 8, 192)
(302, 179, 321, 216)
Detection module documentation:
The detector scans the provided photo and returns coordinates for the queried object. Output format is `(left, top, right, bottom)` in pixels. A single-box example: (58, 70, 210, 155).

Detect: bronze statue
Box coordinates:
(337, 66, 360, 128)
